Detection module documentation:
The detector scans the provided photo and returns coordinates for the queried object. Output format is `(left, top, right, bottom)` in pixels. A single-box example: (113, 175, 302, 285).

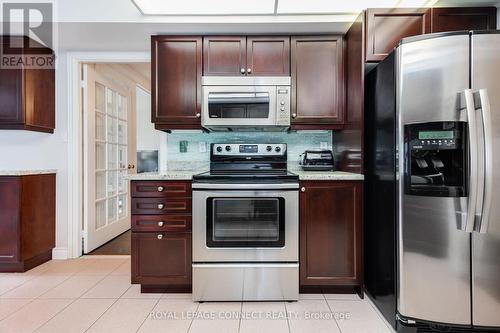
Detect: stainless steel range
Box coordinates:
(192, 143, 299, 301)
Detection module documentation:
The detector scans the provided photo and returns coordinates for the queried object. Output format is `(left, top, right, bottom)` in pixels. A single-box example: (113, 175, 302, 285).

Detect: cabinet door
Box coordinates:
(431, 7, 497, 33)
(203, 36, 246, 76)
(246, 36, 290, 76)
(0, 178, 21, 263)
(365, 8, 431, 62)
(300, 181, 362, 287)
(132, 232, 192, 286)
(0, 68, 23, 125)
(24, 68, 55, 132)
(152, 36, 202, 127)
(291, 36, 344, 126)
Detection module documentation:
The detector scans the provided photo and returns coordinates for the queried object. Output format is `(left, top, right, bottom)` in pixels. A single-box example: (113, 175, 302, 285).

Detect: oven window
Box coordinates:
(206, 197, 285, 247)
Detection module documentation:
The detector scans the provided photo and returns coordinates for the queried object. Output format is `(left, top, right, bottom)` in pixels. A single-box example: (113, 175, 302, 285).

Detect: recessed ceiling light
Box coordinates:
(132, 0, 276, 15)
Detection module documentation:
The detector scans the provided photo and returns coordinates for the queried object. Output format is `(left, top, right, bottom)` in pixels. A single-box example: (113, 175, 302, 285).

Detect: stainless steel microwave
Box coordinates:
(201, 76, 291, 131)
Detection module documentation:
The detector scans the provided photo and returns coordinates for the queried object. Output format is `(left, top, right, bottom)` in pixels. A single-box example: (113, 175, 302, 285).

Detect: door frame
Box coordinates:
(67, 52, 150, 258)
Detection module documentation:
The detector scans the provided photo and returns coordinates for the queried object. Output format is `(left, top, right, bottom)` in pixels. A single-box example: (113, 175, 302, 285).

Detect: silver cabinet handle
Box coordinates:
(247, 68, 252, 74)
(301, 187, 306, 192)
(157, 203, 164, 210)
(463, 89, 479, 233)
(157, 186, 164, 192)
(240, 68, 246, 74)
(157, 234, 163, 240)
(292, 113, 297, 119)
(196, 113, 201, 118)
(478, 89, 493, 234)
(158, 221, 164, 227)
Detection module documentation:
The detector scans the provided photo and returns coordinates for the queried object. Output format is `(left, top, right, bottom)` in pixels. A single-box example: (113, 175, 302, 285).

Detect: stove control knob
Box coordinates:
(216, 146, 223, 153)
(275, 146, 281, 153)
(266, 146, 272, 152)
(225, 145, 232, 152)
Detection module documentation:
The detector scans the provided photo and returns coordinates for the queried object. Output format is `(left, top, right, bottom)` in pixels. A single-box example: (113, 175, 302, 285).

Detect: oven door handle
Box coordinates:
(192, 183, 299, 190)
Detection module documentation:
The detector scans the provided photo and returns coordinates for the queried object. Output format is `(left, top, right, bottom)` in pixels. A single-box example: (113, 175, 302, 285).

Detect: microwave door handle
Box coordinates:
(477, 89, 493, 234)
(463, 89, 479, 233)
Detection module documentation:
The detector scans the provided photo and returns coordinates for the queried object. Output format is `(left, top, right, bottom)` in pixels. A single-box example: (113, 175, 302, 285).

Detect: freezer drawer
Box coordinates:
(192, 263, 299, 301)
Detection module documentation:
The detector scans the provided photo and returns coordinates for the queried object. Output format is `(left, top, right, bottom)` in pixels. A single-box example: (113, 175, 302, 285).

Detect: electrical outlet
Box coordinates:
(199, 141, 207, 153)
(320, 142, 328, 149)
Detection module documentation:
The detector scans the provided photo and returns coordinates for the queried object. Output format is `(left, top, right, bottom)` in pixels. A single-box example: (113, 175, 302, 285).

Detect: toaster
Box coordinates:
(299, 150, 335, 171)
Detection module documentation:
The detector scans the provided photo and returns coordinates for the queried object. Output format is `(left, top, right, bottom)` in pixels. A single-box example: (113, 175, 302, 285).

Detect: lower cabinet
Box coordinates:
(299, 181, 363, 293)
(131, 232, 192, 292)
(130, 180, 192, 293)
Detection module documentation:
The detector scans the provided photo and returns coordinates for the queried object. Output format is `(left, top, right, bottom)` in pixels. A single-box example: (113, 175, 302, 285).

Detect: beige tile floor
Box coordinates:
(0, 256, 395, 333)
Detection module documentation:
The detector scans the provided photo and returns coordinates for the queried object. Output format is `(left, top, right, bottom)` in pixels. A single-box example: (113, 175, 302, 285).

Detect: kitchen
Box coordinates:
(0, 0, 499, 332)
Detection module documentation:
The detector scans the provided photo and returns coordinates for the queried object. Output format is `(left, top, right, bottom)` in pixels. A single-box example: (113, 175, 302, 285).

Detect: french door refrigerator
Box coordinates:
(365, 31, 500, 333)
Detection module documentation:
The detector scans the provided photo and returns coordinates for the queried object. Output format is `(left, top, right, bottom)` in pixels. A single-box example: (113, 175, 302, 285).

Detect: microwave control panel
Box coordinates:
(276, 86, 291, 125)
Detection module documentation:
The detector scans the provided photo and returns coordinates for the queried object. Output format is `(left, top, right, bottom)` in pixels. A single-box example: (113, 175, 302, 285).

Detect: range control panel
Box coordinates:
(212, 143, 287, 156)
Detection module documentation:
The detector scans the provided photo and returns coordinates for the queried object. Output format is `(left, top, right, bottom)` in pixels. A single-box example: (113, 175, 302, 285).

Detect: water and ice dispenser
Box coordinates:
(404, 122, 467, 197)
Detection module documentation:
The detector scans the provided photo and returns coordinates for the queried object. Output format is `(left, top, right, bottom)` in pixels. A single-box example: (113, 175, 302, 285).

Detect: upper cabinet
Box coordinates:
(365, 7, 497, 62)
(203, 36, 290, 76)
(0, 36, 55, 133)
(291, 36, 344, 128)
(203, 36, 246, 76)
(365, 8, 431, 62)
(152, 36, 202, 130)
(430, 7, 497, 33)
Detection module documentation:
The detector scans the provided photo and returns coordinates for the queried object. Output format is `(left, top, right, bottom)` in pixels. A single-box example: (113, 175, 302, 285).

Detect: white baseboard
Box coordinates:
(52, 247, 69, 260)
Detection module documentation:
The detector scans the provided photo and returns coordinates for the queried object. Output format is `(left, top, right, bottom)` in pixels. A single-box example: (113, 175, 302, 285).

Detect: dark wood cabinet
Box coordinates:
(203, 36, 246, 76)
(431, 7, 497, 33)
(365, 8, 431, 62)
(291, 36, 344, 128)
(203, 36, 290, 76)
(299, 181, 363, 293)
(246, 36, 290, 76)
(0, 174, 56, 272)
(0, 37, 55, 133)
(131, 180, 192, 292)
(132, 232, 192, 291)
(152, 36, 202, 130)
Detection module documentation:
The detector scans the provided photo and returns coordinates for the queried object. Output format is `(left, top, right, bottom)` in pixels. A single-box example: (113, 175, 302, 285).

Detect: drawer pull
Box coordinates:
(158, 221, 164, 227)
(157, 186, 164, 192)
(157, 203, 165, 210)
(157, 234, 163, 240)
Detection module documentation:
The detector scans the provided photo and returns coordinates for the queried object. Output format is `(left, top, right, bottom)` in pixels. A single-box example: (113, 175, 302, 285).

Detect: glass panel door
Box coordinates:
(206, 197, 285, 247)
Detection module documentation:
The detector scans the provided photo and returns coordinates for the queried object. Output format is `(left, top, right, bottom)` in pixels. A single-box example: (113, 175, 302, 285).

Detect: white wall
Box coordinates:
(136, 87, 159, 151)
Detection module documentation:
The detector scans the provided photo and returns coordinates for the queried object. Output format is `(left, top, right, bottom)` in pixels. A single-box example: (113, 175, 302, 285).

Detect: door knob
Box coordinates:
(292, 113, 297, 119)
(158, 221, 164, 227)
(247, 68, 252, 74)
(157, 234, 163, 240)
(196, 113, 201, 118)
(157, 186, 164, 192)
(128, 164, 135, 169)
(301, 187, 306, 192)
(240, 68, 246, 74)
(157, 203, 164, 210)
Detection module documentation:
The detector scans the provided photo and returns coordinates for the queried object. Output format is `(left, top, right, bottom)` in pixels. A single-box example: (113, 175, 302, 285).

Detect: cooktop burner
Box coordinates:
(192, 143, 298, 184)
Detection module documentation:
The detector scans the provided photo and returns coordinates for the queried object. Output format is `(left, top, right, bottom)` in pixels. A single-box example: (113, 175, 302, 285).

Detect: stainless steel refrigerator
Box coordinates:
(365, 31, 500, 332)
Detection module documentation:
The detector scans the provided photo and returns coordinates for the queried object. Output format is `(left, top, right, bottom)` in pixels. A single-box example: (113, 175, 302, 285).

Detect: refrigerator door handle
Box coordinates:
(463, 89, 479, 233)
(477, 89, 493, 234)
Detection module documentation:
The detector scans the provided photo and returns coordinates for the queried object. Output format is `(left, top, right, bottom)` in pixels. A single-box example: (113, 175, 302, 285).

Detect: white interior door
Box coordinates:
(83, 64, 133, 253)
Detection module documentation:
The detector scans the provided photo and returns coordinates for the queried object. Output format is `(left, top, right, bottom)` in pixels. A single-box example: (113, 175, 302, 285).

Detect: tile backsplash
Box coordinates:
(165, 131, 333, 171)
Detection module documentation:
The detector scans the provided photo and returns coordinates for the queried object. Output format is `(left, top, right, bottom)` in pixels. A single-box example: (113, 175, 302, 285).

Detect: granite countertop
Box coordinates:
(0, 170, 57, 176)
(127, 170, 363, 181)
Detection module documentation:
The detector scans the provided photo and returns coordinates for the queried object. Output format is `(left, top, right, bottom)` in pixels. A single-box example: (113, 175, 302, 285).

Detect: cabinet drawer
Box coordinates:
(131, 232, 192, 286)
(132, 215, 191, 232)
(132, 198, 192, 215)
(131, 181, 191, 198)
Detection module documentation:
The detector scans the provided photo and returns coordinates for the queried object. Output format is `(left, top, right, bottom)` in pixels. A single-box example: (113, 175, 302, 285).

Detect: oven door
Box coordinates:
(192, 184, 298, 262)
(202, 85, 277, 129)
